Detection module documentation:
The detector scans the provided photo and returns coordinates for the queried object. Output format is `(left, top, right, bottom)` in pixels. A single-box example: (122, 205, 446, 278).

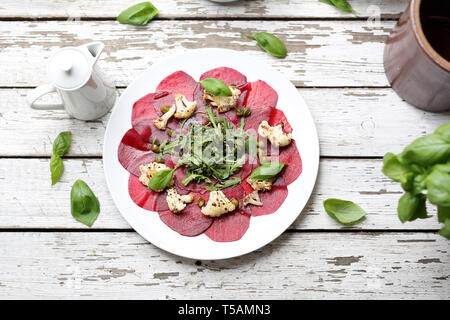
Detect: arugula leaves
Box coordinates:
(247, 32, 287, 58)
(71, 180, 100, 227)
(382, 122, 450, 239)
(117, 2, 159, 26)
(50, 131, 71, 185)
(323, 199, 366, 225)
(161, 105, 253, 190)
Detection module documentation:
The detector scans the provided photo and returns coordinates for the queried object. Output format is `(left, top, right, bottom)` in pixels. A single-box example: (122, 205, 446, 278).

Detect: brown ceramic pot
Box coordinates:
(384, 0, 450, 112)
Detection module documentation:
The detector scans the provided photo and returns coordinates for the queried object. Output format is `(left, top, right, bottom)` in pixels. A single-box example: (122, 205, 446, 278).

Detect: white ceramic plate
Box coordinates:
(103, 48, 319, 260)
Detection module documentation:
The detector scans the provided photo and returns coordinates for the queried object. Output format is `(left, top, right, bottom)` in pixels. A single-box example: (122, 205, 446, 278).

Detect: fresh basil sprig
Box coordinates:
(148, 169, 175, 191)
(250, 162, 285, 180)
(200, 78, 232, 97)
(319, 0, 358, 14)
(53, 131, 71, 156)
(50, 155, 64, 186)
(117, 2, 159, 26)
(71, 180, 100, 227)
(50, 131, 71, 185)
(382, 122, 450, 239)
(323, 199, 366, 225)
(247, 32, 287, 58)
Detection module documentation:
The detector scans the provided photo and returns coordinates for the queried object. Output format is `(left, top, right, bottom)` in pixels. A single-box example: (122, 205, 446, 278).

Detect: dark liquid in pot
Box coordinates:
(420, 0, 450, 62)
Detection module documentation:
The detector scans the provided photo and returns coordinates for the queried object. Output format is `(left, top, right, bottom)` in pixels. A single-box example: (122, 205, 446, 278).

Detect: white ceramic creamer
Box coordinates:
(27, 42, 117, 120)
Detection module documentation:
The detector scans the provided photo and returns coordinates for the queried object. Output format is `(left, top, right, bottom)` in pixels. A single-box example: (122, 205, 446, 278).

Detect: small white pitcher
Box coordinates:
(27, 42, 117, 121)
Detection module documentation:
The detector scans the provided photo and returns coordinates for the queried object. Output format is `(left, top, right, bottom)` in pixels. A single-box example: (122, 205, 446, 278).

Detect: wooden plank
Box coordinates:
(3, 0, 408, 19)
(0, 158, 443, 230)
(0, 232, 447, 299)
(0, 20, 394, 87)
(3, 89, 449, 157)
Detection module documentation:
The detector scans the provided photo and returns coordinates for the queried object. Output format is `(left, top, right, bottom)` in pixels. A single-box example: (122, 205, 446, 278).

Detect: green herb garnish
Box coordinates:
(250, 162, 285, 180)
(200, 78, 232, 97)
(247, 32, 287, 58)
(50, 131, 71, 185)
(53, 131, 71, 156)
(117, 2, 159, 26)
(323, 199, 366, 225)
(162, 105, 255, 190)
(319, 0, 358, 14)
(148, 169, 175, 191)
(71, 179, 100, 227)
(382, 122, 450, 239)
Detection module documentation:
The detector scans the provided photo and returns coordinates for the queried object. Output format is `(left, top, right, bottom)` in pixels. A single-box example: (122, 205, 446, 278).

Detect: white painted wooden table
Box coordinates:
(0, 0, 449, 299)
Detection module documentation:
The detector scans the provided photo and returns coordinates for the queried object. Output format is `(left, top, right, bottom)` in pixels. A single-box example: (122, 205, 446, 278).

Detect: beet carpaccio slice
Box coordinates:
(118, 69, 303, 243)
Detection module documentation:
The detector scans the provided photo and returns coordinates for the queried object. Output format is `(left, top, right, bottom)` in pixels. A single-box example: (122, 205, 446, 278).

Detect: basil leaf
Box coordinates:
(438, 206, 450, 223)
(53, 131, 71, 156)
(382, 152, 415, 191)
(250, 162, 285, 180)
(438, 219, 450, 239)
(50, 155, 63, 185)
(323, 199, 366, 225)
(117, 2, 159, 26)
(148, 169, 174, 191)
(200, 78, 232, 97)
(435, 122, 450, 142)
(397, 192, 428, 223)
(330, 0, 357, 13)
(247, 32, 287, 58)
(400, 134, 450, 167)
(71, 180, 100, 227)
(426, 163, 450, 207)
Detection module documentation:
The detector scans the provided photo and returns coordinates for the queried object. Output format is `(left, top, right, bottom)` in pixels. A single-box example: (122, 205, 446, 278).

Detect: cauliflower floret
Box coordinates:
(258, 120, 292, 147)
(153, 104, 176, 130)
(174, 94, 196, 119)
(247, 177, 273, 192)
(166, 188, 194, 213)
(201, 191, 237, 217)
(139, 162, 173, 190)
(203, 86, 241, 113)
(243, 191, 263, 207)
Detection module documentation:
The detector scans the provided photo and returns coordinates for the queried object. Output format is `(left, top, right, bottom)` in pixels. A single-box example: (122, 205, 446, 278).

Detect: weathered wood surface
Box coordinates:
(0, 158, 442, 230)
(0, 232, 447, 299)
(3, 89, 448, 157)
(3, 0, 408, 19)
(0, 20, 394, 87)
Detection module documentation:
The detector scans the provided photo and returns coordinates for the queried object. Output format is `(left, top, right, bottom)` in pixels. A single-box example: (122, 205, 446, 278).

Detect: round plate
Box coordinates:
(103, 48, 319, 260)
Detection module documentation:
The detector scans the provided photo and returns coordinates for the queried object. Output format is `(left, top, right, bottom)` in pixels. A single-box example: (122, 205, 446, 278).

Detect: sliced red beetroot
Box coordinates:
(132, 91, 178, 143)
(241, 177, 288, 216)
(156, 71, 198, 99)
(128, 174, 158, 211)
(267, 140, 302, 186)
(245, 80, 278, 111)
(204, 209, 251, 242)
(158, 192, 214, 237)
(200, 67, 247, 87)
(118, 128, 155, 176)
(244, 104, 273, 132)
(235, 155, 258, 180)
(269, 108, 293, 133)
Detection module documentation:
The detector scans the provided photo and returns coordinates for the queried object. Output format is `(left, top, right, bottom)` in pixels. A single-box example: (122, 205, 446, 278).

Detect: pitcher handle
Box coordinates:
(27, 84, 64, 110)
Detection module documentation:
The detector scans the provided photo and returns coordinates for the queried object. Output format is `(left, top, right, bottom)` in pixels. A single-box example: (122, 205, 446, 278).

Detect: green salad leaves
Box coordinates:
(247, 32, 287, 58)
(117, 2, 159, 26)
(50, 131, 71, 185)
(382, 122, 450, 239)
(148, 169, 175, 191)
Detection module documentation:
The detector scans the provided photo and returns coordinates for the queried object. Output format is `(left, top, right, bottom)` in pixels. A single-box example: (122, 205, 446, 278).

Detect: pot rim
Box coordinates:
(411, 0, 450, 72)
